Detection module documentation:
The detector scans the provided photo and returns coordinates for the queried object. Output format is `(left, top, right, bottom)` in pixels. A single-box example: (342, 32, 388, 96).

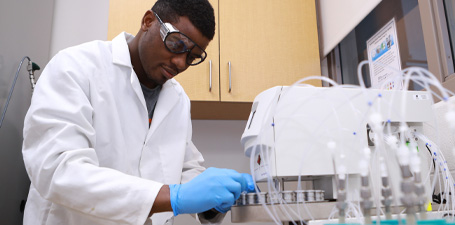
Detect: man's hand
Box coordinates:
(168, 167, 254, 216)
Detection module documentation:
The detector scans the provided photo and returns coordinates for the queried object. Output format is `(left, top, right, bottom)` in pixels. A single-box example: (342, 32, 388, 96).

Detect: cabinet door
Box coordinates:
(108, 0, 220, 101)
(219, 0, 321, 102)
(107, 0, 153, 39)
(173, 0, 220, 101)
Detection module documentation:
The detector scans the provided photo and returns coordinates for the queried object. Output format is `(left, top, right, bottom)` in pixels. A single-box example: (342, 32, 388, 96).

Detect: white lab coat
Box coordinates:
(22, 32, 205, 225)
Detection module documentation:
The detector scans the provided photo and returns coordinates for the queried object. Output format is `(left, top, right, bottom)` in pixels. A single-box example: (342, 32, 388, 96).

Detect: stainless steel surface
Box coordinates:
(231, 201, 336, 223)
(231, 201, 420, 223)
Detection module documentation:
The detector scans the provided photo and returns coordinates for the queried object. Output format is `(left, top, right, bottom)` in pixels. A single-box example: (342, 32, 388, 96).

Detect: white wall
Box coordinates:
(49, 0, 110, 57)
(0, 0, 55, 224)
(192, 120, 250, 172)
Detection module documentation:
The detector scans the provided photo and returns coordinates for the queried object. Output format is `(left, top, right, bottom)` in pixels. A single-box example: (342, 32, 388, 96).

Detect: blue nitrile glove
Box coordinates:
(169, 167, 252, 216)
(241, 173, 255, 192)
(212, 173, 256, 213)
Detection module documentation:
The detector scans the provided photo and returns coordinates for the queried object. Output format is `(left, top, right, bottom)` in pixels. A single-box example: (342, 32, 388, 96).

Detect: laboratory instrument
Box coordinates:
(232, 63, 455, 225)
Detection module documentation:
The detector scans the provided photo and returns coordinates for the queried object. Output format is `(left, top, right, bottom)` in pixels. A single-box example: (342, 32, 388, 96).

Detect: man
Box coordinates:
(22, 0, 254, 224)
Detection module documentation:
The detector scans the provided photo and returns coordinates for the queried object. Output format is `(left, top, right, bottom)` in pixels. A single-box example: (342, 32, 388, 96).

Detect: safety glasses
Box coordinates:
(153, 11, 207, 66)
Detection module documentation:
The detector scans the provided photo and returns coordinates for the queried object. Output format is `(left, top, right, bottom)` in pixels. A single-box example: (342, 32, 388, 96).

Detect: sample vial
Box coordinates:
(282, 190, 295, 203)
(295, 190, 305, 203)
(246, 193, 257, 205)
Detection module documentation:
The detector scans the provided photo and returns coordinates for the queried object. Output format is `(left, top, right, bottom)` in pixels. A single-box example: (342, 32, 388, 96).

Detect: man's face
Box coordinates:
(138, 11, 210, 88)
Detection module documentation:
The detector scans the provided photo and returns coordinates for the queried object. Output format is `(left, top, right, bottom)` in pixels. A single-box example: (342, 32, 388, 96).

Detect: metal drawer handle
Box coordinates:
(209, 60, 212, 92)
(228, 61, 232, 93)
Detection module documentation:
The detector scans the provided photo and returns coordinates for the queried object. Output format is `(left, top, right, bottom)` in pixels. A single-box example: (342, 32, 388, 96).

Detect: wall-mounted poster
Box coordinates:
(366, 18, 402, 90)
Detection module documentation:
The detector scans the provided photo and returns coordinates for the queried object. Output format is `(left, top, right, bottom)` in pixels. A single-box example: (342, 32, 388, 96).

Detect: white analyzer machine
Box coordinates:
(232, 86, 435, 223)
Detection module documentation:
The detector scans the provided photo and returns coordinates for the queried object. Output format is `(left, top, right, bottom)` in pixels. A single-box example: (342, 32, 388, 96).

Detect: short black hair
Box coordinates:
(152, 0, 215, 40)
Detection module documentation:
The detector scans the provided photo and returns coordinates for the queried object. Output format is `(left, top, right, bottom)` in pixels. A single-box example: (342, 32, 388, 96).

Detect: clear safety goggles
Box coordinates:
(153, 11, 207, 66)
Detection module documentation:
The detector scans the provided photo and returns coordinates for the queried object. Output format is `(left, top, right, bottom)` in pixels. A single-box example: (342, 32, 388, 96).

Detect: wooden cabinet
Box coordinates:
(108, 0, 321, 103)
(219, 0, 321, 102)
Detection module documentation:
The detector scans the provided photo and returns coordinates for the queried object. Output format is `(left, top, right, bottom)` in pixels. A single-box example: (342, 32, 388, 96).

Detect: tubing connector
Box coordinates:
(400, 164, 417, 225)
(336, 177, 347, 224)
(360, 175, 373, 225)
(381, 176, 393, 220)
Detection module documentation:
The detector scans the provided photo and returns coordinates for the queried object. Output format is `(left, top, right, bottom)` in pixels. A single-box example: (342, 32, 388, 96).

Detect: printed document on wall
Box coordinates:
(366, 18, 402, 90)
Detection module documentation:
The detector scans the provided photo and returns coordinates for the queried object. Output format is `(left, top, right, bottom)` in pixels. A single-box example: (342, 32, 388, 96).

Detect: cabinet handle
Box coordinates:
(209, 60, 212, 92)
(228, 61, 232, 93)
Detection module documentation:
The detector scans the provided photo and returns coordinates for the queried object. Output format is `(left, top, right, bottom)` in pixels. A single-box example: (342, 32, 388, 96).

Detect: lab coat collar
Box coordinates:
(111, 32, 183, 135)
(112, 32, 134, 68)
(111, 32, 148, 113)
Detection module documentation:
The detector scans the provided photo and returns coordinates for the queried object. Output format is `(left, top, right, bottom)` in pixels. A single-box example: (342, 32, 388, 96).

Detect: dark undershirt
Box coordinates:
(140, 83, 161, 126)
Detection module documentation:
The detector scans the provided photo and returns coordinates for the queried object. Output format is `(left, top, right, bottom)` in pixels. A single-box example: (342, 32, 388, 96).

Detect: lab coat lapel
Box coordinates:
(111, 32, 147, 112)
(148, 80, 180, 138)
(129, 70, 148, 112)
